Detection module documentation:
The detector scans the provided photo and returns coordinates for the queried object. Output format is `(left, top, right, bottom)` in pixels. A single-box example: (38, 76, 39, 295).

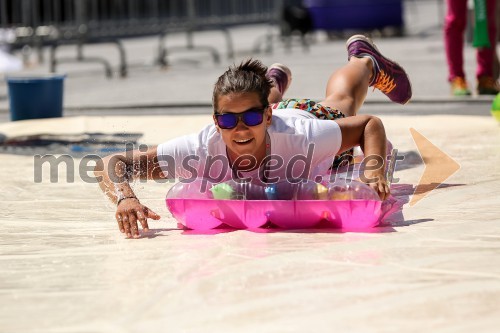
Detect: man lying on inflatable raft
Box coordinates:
(95, 34, 412, 238)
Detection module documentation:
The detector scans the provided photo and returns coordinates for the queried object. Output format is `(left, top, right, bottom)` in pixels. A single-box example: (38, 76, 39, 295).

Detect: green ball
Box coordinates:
(491, 93, 500, 123)
(210, 183, 235, 200)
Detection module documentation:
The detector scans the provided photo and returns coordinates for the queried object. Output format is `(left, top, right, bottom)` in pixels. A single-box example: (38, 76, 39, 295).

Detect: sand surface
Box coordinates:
(1, 114, 499, 333)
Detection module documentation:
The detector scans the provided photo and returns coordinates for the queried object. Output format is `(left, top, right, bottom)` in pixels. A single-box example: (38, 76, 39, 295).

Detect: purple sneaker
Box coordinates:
(266, 63, 292, 96)
(346, 35, 412, 105)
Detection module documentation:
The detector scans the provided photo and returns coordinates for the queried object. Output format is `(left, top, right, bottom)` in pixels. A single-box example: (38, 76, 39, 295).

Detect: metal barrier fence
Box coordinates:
(0, 0, 282, 77)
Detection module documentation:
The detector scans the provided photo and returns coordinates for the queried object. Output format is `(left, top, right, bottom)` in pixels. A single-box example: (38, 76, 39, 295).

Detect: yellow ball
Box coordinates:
(315, 183, 328, 200)
(330, 191, 351, 201)
(491, 93, 500, 123)
(492, 110, 500, 123)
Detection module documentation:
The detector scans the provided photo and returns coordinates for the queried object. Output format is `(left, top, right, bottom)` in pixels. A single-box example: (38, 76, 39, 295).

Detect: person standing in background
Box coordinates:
(444, 0, 499, 96)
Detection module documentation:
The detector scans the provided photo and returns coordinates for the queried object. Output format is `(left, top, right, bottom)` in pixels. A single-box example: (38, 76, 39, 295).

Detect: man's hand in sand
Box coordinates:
(368, 178, 390, 201)
(115, 198, 161, 238)
(365, 170, 390, 201)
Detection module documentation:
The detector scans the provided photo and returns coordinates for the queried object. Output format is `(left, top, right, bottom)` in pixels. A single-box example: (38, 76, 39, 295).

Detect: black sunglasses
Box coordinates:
(214, 106, 268, 130)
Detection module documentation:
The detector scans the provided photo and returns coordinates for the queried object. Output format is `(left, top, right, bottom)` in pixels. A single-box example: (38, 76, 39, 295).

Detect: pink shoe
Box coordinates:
(266, 63, 292, 96)
(346, 35, 412, 105)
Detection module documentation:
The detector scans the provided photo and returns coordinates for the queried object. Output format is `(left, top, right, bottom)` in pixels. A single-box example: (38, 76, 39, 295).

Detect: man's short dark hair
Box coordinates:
(212, 59, 273, 112)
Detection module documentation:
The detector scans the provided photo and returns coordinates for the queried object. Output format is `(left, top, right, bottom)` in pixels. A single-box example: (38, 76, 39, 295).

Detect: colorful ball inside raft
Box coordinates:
(326, 179, 381, 201)
(491, 92, 500, 123)
(166, 178, 383, 231)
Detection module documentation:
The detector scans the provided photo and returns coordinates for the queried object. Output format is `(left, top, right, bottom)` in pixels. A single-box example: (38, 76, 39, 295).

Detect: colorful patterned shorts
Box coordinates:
(271, 98, 345, 120)
(271, 98, 353, 168)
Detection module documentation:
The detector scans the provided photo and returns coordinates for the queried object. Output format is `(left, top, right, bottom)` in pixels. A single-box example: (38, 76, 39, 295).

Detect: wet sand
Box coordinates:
(1, 114, 499, 332)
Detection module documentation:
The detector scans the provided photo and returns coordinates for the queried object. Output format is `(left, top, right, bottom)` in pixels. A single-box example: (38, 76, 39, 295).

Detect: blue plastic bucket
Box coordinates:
(303, 0, 403, 31)
(6, 74, 66, 121)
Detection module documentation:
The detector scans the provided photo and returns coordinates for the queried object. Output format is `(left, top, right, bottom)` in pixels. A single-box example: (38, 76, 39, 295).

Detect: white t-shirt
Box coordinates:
(157, 109, 342, 184)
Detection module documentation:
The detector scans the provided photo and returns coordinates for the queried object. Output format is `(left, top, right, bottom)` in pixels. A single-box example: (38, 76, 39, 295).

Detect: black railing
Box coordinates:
(0, 0, 282, 77)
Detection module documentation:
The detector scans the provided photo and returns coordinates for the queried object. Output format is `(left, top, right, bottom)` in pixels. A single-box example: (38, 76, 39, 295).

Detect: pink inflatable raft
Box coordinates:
(166, 178, 399, 231)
